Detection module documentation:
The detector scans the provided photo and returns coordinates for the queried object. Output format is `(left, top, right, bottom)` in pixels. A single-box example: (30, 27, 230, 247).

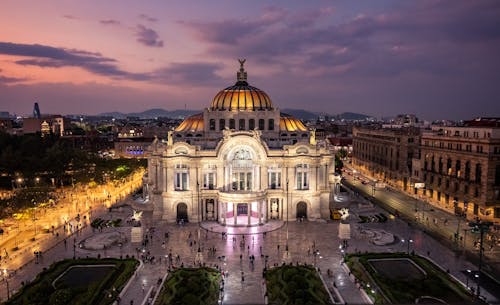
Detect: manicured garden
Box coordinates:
(265, 265, 333, 305)
(5, 258, 138, 305)
(154, 267, 221, 305)
(345, 252, 474, 304)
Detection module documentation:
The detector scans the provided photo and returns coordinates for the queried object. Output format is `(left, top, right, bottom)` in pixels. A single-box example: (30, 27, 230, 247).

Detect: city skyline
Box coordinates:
(1, 0, 500, 120)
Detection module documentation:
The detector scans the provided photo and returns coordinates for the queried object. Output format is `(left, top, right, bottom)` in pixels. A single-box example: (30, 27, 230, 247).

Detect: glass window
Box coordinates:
(203, 172, 215, 189)
(258, 119, 265, 130)
(209, 119, 216, 131)
(229, 119, 235, 129)
(239, 119, 245, 130)
(175, 164, 189, 191)
(249, 119, 255, 130)
(269, 119, 274, 130)
(268, 171, 281, 189)
(219, 119, 225, 130)
(296, 164, 309, 190)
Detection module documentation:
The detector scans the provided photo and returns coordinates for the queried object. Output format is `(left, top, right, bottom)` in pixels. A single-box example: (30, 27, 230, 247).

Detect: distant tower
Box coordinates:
(33, 102, 41, 119)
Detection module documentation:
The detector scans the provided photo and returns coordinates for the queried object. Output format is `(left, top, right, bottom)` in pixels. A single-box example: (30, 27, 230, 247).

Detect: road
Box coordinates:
(341, 166, 500, 283)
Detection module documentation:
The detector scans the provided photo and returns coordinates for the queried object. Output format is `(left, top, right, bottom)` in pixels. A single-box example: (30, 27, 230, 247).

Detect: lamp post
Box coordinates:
(466, 269, 471, 289)
(401, 238, 413, 254)
(468, 220, 493, 299)
(2, 269, 9, 300)
(284, 178, 290, 263)
(32, 200, 37, 240)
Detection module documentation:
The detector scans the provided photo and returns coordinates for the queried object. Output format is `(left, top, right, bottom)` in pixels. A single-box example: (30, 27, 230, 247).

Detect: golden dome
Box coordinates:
(210, 59, 273, 111)
(175, 113, 204, 132)
(280, 113, 307, 132)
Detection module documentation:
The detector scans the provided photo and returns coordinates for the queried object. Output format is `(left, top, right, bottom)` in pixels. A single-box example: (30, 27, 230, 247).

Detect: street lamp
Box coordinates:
(2, 269, 9, 300)
(32, 200, 37, 240)
(468, 220, 493, 299)
(401, 239, 413, 254)
(466, 269, 471, 289)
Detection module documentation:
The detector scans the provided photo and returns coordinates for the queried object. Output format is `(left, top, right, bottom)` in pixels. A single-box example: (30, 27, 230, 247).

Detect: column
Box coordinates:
(280, 198, 283, 220)
(215, 198, 219, 222)
(162, 163, 167, 192)
(258, 200, 262, 224)
(202, 199, 205, 221)
(223, 202, 226, 225)
(247, 203, 251, 226)
(233, 202, 237, 226)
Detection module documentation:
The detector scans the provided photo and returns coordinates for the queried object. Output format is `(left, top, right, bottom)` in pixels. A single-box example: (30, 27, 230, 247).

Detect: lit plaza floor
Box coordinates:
(2, 192, 499, 305)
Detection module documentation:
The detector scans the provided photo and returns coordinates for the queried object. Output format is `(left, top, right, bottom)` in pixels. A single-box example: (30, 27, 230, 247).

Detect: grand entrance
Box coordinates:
(221, 201, 265, 226)
(177, 203, 188, 222)
(296, 201, 307, 220)
(237, 203, 248, 215)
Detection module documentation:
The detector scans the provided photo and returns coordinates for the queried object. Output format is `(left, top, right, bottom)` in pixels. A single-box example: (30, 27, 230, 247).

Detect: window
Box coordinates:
(209, 119, 216, 131)
(268, 170, 282, 189)
(268, 119, 274, 131)
(249, 119, 255, 130)
(447, 158, 452, 175)
(296, 164, 309, 190)
(231, 171, 252, 191)
(174, 164, 189, 191)
(476, 163, 482, 183)
(455, 160, 461, 178)
(465, 161, 471, 181)
(239, 119, 245, 130)
(438, 157, 443, 174)
(203, 172, 215, 189)
(258, 119, 265, 130)
(229, 119, 235, 129)
(219, 119, 225, 130)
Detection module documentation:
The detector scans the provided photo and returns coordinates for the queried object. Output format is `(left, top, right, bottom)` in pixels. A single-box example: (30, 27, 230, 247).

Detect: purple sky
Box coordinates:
(1, 0, 499, 120)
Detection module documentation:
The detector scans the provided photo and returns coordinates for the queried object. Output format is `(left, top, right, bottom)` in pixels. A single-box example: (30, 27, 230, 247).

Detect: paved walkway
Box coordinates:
(2, 189, 498, 305)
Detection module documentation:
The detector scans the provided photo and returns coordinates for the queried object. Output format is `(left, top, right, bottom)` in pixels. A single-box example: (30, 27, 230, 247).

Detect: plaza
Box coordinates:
(1, 183, 499, 305)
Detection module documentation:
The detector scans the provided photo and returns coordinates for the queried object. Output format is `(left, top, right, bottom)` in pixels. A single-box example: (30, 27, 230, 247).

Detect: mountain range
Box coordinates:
(99, 108, 371, 121)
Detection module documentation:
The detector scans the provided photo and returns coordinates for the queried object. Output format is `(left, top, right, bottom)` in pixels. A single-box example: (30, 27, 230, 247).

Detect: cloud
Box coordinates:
(179, 1, 500, 79)
(100, 19, 120, 26)
(0, 74, 27, 84)
(139, 14, 157, 22)
(135, 25, 164, 47)
(0, 41, 148, 80)
(151, 62, 224, 85)
(62, 15, 77, 20)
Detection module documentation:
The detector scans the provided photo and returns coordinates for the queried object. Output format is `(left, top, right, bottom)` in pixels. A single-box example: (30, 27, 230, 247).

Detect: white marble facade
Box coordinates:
(146, 61, 336, 225)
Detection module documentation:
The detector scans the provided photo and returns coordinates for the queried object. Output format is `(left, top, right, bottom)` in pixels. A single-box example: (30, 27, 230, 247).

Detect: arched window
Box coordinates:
(239, 119, 245, 130)
(231, 148, 253, 191)
(219, 119, 225, 130)
(209, 119, 216, 131)
(229, 119, 235, 129)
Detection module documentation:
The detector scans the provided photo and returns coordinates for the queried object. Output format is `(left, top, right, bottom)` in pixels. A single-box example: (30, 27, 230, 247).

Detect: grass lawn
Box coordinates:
(265, 265, 333, 305)
(345, 252, 475, 304)
(5, 258, 138, 305)
(154, 267, 221, 305)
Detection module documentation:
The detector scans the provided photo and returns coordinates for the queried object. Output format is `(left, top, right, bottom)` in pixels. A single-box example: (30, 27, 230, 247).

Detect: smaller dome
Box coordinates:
(175, 113, 204, 132)
(280, 113, 307, 132)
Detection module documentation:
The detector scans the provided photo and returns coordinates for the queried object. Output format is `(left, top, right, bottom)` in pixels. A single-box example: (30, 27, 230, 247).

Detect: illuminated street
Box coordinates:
(0, 169, 144, 284)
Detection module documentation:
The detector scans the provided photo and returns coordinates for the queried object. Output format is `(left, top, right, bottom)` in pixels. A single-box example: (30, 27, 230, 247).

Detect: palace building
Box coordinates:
(146, 60, 337, 225)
